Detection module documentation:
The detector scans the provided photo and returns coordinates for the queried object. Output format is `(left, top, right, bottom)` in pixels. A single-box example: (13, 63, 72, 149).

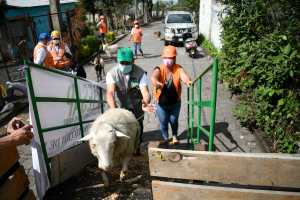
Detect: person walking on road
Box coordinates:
(151, 45, 192, 145)
(97, 15, 108, 44)
(48, 30, 73, 70)
(106, 47, 155, 154)
(33, 33, 54, 67)
(128, 20, 144, 58)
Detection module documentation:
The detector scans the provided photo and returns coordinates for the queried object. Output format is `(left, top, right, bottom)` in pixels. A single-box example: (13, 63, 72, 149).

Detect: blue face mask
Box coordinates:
(118, 63, 132, 74)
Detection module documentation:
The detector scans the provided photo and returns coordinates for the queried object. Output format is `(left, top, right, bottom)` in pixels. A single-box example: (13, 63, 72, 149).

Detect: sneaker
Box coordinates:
(170, 136, 179, 145)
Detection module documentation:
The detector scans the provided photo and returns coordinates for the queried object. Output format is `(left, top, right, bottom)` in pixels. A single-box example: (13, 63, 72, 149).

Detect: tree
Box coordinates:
(79, 0, 97, 23)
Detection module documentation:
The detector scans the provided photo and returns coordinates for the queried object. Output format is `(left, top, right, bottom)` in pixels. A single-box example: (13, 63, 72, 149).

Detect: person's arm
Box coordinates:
(0, 125, 33, 149)
(64, 44, 72, 56)
(151, 67, 163, 89)
(179, 68, 192, 86)
(106, 72, 117, 109)
(139, 73, 151, 104)
(106, 84, 116, 109)
(34, 48, 46, 65)
(139, 73, 155, 113)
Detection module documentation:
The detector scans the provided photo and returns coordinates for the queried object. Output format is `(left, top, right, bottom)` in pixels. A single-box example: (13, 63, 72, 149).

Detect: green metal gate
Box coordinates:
(187, 59, 218, 151)
(25, 61, 105, 181)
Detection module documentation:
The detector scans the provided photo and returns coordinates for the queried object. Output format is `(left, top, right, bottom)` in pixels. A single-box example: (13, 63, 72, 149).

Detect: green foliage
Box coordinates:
(105, 31, 116, 43)
(220, 0, 300, 153)
(197, 33, 220, 58)
(78, 35, 100, 61)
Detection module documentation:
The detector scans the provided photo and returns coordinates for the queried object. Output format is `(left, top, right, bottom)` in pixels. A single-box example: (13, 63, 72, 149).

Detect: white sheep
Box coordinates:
(80, 108, 140, 186)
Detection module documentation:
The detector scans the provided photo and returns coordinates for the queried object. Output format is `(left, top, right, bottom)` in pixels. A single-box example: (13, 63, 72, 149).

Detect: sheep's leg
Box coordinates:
(101, 171, 109, 187)
(120, 156, 131, 182)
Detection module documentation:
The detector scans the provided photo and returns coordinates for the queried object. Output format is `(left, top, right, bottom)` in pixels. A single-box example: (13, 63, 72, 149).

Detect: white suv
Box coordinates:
(163, 11, 198, 44)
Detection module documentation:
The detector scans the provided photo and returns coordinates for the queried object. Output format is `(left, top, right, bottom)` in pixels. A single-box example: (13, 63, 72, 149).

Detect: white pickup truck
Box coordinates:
(163, 11, 198, 45)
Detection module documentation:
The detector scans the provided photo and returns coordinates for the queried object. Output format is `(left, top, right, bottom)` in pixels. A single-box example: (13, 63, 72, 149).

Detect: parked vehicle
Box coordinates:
(163, 11, 198, 45)
(184, 38, 198, 58)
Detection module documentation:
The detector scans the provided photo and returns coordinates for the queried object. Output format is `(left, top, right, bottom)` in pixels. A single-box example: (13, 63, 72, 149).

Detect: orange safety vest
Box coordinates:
(131, 27, 142, 43)
(153, 64, 182, 101)
(33, 43, 55, 68)
(99, 21, 107, 34)
(48, 42, 72, 68)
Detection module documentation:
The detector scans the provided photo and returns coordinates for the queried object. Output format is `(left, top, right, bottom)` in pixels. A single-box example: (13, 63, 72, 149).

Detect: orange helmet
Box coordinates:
(162, 45, 177, 58)
(134, 20, 139, 24)
(100, 15, 105, 19)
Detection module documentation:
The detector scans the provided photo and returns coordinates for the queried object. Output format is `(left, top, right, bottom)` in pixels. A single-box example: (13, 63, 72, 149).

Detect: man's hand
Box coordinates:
(142, 101, 156, 113)
(7, 117, 25, 134)
(8, 125, 33, 146)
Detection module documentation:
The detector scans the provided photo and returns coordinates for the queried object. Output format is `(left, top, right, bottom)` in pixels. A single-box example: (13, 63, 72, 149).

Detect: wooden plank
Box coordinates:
(21, 190, 36, 200)
(0, 166, 29, 200)
(152, 181, 300, 200)
(148, 148, 300, 188)
(0, 146, 19, 177)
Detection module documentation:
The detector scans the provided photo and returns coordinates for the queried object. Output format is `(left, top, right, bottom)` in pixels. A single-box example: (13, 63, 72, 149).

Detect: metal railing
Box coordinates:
(187, 58, 218, 151)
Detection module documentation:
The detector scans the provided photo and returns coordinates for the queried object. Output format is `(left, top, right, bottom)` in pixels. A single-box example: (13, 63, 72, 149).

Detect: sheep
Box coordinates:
(80, 108, 140, 186)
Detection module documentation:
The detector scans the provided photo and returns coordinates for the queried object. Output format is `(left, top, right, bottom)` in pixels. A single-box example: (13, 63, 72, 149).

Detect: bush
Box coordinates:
(220, 0, 300, 153)
(78, 35, 100, 61)
(105, 31, 116, 43)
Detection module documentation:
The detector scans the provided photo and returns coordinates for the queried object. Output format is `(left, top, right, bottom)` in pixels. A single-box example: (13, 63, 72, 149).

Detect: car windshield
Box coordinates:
(167, 14, 193, 23)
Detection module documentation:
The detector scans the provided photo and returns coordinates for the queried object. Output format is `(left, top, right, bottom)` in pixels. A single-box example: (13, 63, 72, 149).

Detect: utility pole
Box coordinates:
(49, 0, 63, 31)
(135, 0, 138, 20)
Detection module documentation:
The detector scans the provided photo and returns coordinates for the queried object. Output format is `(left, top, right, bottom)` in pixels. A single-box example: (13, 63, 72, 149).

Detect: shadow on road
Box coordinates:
(178, 122, 246, 152)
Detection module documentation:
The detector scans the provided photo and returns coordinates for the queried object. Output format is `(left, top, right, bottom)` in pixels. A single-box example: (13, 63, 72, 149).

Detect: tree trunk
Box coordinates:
(148, 0, 153, 18)
(49, 0, 63, 31)
(144, 1, 148, 24)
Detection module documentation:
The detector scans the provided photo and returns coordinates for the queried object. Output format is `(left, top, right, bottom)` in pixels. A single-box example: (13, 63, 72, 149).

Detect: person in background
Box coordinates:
(128, 20, 144, 58)
(47, 30, 72, 70)
(151, 45, 192, 145)
(97, 15, 108, 44)
(0, 117, 33, 149)
(106, 47, 155, 154)
(33, 33, 54, 67)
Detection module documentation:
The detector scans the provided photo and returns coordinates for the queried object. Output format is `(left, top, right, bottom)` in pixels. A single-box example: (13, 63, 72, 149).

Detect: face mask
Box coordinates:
(118, 63, 132, 74)
(53, 39, 60, 45)
(163, 58, 175, 67)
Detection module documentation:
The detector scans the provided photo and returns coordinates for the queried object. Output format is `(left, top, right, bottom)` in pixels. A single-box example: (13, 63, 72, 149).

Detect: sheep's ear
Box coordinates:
(115, 130, 130, 139)
(79, 133, 93, 141)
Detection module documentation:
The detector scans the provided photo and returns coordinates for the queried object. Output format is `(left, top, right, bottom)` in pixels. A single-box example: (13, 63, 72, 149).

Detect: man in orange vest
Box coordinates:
(97, 15, 108, 44)
(129, 20, 144, 58)
(33, 33, 54, 67)
(151, 45, 191, 145)
(47, 30, 72, 70)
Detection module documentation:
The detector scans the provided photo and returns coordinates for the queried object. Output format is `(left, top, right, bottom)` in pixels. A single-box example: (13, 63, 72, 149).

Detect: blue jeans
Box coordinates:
(156, 102, 181, 141)
(133, 43, 143, 56)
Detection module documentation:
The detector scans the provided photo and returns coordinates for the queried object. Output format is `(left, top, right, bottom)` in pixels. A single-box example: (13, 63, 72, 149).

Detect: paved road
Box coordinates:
(85, 21, 265, 153)
(14, 21, 265, 200)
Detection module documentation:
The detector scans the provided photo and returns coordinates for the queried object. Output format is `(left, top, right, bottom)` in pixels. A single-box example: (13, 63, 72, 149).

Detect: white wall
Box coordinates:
(199, 0, 223, 49)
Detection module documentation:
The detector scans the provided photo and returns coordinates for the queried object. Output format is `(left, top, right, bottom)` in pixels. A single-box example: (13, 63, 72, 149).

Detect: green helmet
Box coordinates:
(117, 47, 134, 63)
